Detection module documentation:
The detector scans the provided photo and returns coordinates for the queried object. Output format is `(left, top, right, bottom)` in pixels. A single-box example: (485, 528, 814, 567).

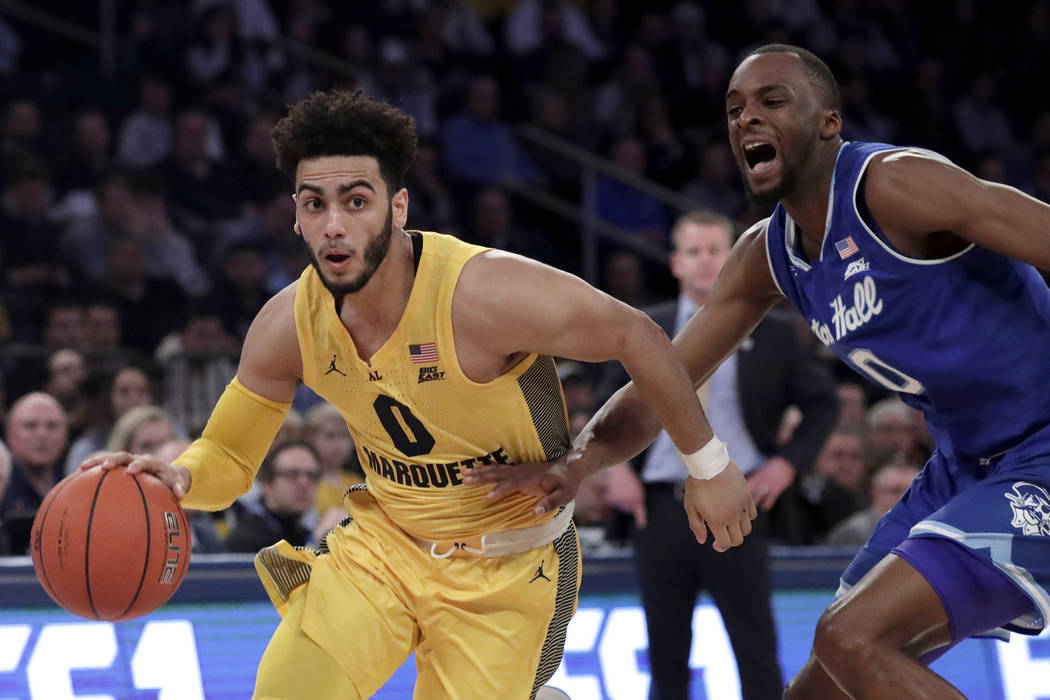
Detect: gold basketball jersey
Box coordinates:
(295, 231, 570, 541)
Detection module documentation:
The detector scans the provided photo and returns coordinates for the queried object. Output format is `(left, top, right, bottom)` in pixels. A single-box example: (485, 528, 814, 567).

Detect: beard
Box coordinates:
(303, 206, 394, 298)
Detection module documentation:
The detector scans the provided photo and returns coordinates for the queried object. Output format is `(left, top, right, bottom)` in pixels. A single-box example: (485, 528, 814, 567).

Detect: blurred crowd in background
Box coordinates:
(1, 0, 1049, 558)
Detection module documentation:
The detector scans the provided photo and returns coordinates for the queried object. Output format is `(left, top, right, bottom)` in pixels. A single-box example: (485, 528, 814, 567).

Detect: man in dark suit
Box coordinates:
(603, 210, 838, 700)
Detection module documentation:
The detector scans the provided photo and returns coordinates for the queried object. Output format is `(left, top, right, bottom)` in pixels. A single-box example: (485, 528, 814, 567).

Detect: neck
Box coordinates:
(780, 139, 842, 251)
(338, 230, 415, 330)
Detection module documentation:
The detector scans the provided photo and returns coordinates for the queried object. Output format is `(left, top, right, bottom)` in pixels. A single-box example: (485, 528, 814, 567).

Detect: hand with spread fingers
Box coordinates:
(462, 457, 583, 516)
(80, 451, 191, 501)
(683, 462, 758, 552)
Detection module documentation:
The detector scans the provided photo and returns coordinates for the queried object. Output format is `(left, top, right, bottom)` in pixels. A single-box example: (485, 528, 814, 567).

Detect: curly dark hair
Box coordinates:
(272, 89, 418, 192)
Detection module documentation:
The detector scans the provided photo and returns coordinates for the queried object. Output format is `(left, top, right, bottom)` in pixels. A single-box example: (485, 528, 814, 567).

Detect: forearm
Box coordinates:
(619, 318, 711, 455)
(175, 377, 291, 510)
(568, 323, 712, 479)
(566, 382, 665, 480)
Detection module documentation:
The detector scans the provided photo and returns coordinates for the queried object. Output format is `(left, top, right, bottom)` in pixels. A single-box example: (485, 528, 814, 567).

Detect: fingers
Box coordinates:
(533, 488, 569, 515)
(709, 523, 731, 552)
(749, 498, 759, 521)
(633, 502, 648, 529)
(484, 479, 527, 502)
(462, 464, 519, 485)
(81, 451, 135, 471)
(684, 504, 707, 544)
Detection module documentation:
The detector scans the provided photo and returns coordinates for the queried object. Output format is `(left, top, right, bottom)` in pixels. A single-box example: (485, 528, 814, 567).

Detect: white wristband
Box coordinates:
(680, 437, 730, 480)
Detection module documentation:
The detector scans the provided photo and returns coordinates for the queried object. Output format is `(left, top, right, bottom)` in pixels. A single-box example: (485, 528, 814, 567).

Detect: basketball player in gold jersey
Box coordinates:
(83, 90, 756, 699)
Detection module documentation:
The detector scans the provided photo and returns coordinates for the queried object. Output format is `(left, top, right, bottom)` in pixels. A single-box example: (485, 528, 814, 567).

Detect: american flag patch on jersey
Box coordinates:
(409, 343, 439, 363)
(835, 236, 859, 259)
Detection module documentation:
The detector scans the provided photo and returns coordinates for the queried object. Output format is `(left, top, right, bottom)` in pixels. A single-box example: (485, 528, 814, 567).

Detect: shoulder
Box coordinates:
(865, 148, 956, 198)
(456, 249, 563, 303)
(240, 282, 303, 380)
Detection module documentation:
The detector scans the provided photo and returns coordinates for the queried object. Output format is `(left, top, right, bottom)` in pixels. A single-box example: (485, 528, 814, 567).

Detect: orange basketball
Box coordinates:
(30, 465, 191, 621)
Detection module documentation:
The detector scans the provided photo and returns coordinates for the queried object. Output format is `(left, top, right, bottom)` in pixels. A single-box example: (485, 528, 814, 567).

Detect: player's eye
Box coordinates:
(349, 196, 366, 208)
(303, 199, 323, 211)
(727, 106, 742, 118)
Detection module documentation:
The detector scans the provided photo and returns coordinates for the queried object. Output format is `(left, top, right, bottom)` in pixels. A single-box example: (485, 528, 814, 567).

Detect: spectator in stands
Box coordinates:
(56, 108, 113, 198)
(39, 299, 85, 351)
(231, 112, 284, 209)
(0, 393, 68, 555)
(219, 182, 301, 293)
(64, 361, 158, 474)
(0, 98, 42, 162)
(116, 75, 174, 169)
(594, 138, 669, 244)
(592, 44, 660, 139)
(274, 407, 305, 448)
(465, 186, 559, 266)
(125, 174, 211, 298)
(953, 72, 1015, 158)
(792, 426, 870, 544)
(106, 404, 178, 456)
(369, 38, 437, 138)
(682, 142, 746, 218)
(404, 140, 455, 233)
(98, 235, 187, 353)
(156, 302, 238, 435)
(82, 296, 123, 358)
(225, 440, 323, 553)
(826, 461, 920, 547)
(865, 397, 928, 469)
(43, 348, 88, 437)
(208, 239, 270, 340)
(303, 402, 362, 518)
(0, 157, 70, 296)
(186, 3, 245, 88)
(162, 108, 235, 232)
(600, 249, 661, 309)
(835, 380, 869, 430)
(505, 0, 604, 61)
(441, 75, 543, 189)
(61, 173, 136, 285)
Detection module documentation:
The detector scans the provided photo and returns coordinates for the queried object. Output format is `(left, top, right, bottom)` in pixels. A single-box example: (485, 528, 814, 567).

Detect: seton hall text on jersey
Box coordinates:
(810, 276, 884, 346)
(359, 443, 510, 488)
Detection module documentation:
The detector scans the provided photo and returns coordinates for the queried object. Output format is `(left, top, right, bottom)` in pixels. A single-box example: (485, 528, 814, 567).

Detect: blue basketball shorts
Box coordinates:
(839, 424, 1050, 636)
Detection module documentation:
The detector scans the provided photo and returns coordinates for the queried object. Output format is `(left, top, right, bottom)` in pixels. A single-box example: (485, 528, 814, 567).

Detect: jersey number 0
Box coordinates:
(373, 395, 436, 457)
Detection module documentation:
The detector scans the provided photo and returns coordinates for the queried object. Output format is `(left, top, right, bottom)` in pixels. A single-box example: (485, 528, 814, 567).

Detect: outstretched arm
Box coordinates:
(463, 224, 782, 548)
(82, 285, 303, 507)
(572, 227, 784, 474)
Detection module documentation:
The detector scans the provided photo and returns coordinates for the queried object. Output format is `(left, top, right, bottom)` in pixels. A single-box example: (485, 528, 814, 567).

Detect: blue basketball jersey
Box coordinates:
(765, 141, 1050, 466)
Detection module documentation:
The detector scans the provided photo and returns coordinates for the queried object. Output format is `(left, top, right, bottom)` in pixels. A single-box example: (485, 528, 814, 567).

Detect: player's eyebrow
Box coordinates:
(296, 179, 377, 196)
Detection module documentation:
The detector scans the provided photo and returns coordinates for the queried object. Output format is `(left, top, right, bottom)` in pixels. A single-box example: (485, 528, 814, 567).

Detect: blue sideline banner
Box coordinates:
(1, 590, 1047, 699)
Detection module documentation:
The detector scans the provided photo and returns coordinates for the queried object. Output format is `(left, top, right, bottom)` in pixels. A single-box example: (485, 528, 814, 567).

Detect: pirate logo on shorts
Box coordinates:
(1005, 482, 1050, 537)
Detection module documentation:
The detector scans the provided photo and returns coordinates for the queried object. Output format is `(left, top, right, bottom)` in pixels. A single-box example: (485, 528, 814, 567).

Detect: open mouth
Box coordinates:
(322, 250, 353, 270)
(743, 142, 778, 172)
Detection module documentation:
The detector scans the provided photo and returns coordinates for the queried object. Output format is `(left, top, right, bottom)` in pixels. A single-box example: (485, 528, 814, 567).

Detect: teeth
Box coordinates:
(744, 143, 767, 152)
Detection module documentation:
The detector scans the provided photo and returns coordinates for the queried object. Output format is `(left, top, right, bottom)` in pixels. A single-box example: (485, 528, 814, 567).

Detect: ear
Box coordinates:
(390, 188, 409, 230)
(820, 108, 843, 141)
(292, 194, 302, 236)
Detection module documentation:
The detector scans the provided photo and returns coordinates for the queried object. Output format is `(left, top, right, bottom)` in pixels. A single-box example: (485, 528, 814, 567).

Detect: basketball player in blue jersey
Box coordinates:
(466, 44, 1050, 698)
